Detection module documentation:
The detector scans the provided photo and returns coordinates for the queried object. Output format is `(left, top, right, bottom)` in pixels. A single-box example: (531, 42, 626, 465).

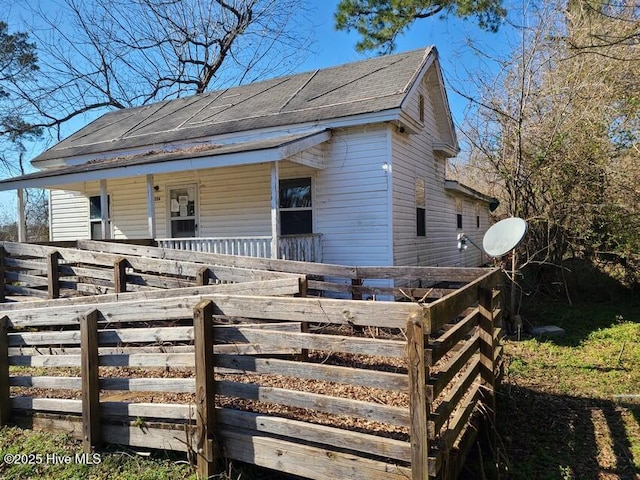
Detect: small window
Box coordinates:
(417, 208, 426, 236)
(418, 94, 425, 123)
(280, 178, 312, 235)
(89, 195, 110, 239)
(476, 203, 481, 229)
(416, 178, 426, 237)
(456, 199, 463, 230)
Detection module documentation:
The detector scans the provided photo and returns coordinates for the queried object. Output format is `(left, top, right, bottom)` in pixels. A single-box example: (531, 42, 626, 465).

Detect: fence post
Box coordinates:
(196, 267, 210, 286)
(47, 251, 60, 299)
(407, 310, 429, 480)
(351, 278, 363, 300)
(478, 284, 497, 450)
(194, 300, 218, 478)
(80, 309, 101, 453)
(0, 247, 5, 303)
(114, 258, 127, 293)
(0, 316, 10, 426)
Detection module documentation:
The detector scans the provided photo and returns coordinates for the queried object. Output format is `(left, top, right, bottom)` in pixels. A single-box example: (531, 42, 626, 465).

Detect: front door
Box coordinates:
(168, 185, 197, 238)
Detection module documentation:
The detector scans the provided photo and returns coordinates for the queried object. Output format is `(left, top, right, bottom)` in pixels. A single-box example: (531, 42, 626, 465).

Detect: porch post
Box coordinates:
(17, 189, 26, 242)
(146, 174, 156, 239)
(270, 162, 280, 259)
(100, 179, 110, 240)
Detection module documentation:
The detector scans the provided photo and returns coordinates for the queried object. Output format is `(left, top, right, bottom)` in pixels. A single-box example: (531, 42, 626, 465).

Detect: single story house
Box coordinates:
(0, 46, 495, 267)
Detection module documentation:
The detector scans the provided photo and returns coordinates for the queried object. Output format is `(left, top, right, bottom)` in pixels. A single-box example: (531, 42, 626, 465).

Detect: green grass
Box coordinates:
(489, 298, 640, 480)
(0, 427, 199, 480)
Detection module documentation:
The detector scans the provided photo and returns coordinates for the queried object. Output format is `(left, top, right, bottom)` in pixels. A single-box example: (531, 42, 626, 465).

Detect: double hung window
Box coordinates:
(279, 178, 312, 235)
(89, 195, 110, 239)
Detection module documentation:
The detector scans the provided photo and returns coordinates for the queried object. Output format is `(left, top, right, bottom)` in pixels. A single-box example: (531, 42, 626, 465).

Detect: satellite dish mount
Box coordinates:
(481, 217, 528, 327)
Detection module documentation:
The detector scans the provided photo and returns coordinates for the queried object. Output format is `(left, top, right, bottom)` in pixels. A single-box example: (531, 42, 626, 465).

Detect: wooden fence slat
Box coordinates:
(219, 428, 413, 480)
(9, 322, 301, 347)
(5, 271, 50, 286)
(4, 284, 49, 298)
(215, 355, 408, 391)
(217, 408, 411, 462)
(3, 294, 424, 329)
(80, 309, 101, 453)
(430, 358, 481, 438)
(216, 329, 405, 358)
(0, 316, 9, 425)
(217, 380, 409, 427)
(406, 313, 429, 480)
(0, 279, 301, 313)
(428, 335, 480, 403)
(427, 307, 479, 366)
(439, 383, 481, 451)
(76, 239, 359, 278)
(425, 269, 500, 332)
(194, 299, 218, 478)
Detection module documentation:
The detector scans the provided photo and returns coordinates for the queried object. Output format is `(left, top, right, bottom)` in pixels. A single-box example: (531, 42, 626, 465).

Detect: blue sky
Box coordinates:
(2, 0, 515, 211)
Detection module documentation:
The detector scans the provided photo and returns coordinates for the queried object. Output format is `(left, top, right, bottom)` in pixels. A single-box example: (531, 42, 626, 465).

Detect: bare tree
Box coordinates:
(4, 0, 313, 143)
(455, 0, 640, 289)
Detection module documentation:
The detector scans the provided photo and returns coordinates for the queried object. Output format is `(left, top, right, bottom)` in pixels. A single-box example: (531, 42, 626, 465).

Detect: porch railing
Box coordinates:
(156, 234, 322, 262)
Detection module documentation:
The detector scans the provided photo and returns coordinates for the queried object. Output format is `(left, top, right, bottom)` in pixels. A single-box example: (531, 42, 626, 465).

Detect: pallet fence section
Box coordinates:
(0, 241, 503, 479)
(77, 239, 489, 300)
(0, 241, 301, 301)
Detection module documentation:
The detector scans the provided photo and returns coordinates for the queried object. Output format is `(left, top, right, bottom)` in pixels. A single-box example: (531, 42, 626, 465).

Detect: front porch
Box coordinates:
(157, 233, 322, 262)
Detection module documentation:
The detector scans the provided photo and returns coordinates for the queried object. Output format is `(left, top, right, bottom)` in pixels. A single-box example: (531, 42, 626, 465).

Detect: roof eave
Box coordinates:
(0, 130, 332, 192)
(444, 179, 496, 204)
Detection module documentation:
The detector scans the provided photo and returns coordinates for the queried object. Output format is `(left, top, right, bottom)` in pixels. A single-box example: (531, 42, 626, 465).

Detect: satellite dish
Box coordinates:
(482, 217, 527, 257)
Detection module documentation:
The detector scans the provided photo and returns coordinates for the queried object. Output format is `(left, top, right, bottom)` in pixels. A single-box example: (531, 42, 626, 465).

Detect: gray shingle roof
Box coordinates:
(1, 130, 330, 191)
(32, 47, 434, 165)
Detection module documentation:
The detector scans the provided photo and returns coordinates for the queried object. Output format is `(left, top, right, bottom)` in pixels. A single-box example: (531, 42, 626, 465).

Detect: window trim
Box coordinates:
(89, 194, 111, 239)
(279, 176, 314, 235)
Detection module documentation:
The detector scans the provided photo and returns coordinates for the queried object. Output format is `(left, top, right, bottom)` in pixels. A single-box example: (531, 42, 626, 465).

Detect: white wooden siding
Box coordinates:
(49, 186, 89, 241)
(392, 73, 490, 267)
(282, 126, 392, 267)
(315, 126, 391, 266)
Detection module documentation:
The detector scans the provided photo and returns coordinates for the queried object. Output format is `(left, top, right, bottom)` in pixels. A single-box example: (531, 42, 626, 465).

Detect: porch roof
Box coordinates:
(0, 129, 330, 191)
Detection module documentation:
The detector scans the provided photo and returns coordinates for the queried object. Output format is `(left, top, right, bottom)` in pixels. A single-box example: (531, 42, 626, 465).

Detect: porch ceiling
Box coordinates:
(0, 129, 330, 191)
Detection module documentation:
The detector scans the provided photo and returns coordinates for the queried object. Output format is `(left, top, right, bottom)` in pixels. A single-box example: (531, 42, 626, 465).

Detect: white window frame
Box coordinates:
(89, 194, 111, 239)
(279, 176, 314, 235)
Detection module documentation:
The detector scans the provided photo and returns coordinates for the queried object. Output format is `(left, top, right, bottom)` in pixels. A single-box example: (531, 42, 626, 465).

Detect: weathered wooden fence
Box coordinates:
(0, 242, 502, 480)
(0, 241, 301, 301)
(76, 239, 488, 301)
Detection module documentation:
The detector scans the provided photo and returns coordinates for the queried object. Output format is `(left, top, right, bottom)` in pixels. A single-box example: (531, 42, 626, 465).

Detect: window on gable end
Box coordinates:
(456, 198, 463, 229)
(418, 94, 425, 123)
